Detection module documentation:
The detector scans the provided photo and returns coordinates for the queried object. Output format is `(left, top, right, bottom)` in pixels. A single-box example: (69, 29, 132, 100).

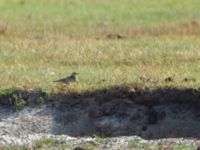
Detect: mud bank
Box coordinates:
(0, 87, 200, 145)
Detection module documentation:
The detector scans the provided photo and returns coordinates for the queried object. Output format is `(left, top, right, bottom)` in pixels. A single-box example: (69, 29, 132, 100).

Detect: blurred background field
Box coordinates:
(0, 0, 200, 93)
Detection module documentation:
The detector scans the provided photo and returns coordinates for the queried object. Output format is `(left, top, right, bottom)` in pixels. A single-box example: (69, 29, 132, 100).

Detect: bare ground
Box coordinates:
(1, 86, 200, 146)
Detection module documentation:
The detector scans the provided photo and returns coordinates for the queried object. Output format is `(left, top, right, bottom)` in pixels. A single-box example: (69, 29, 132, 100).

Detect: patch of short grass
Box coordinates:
(76, 141, 97, 150)
(95, 136, 108, 145)
(128, 140, 174, 150)
(0, 139, 67, 150)
(174, 144, 195, 150)
(0, 0, 200, 93)
(1, 36, 200, 93)
(0, 146, 29, 150)
(1, 0, 200, 34)
(128, 139, 141, 148)
(33, 138, 66, 149)
(0, 88, 17, 96)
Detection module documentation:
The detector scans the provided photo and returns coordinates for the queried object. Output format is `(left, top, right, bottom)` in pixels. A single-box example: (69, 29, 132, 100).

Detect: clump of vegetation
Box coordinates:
(0, 145, 29, 150)
(33, 138, 66, 149)
(0, 88, 17, 96)
(173, 144, 195, 150)
(76, 141, 97, 150)
(14, 98, 26, 111)
(128, 139, 196, 150)
(95, 136, 108, 145)
(128, 139, 141, 148)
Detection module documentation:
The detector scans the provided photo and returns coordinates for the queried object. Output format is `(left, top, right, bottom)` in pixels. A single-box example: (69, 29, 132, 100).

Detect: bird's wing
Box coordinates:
(53, 77, 69, 83)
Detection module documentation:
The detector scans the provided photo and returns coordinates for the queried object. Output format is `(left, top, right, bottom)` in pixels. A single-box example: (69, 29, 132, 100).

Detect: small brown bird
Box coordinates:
(54, 72, 79, 84)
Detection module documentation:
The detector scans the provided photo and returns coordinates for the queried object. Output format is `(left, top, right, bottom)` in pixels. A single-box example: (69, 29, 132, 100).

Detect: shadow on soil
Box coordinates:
(1, 85, 200, 139)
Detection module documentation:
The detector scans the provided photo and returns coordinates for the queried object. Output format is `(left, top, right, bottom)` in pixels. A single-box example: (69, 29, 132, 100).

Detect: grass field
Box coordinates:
(1, 0, 200, 93)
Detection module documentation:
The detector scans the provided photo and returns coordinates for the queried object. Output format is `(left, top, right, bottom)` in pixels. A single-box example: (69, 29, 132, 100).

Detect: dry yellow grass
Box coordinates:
(1, 0, 200, 93)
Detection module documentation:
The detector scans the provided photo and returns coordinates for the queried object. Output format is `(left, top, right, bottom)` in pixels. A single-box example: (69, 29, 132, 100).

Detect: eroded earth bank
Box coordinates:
(1, 86, 200, 149)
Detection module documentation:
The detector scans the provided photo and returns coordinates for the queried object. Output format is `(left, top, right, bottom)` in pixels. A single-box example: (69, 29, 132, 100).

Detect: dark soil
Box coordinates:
(1, 85, 200, 139)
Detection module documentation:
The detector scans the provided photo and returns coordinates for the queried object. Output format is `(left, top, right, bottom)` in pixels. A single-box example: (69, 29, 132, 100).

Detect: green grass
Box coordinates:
(128, 139, 162, 150)
(1, 36, 200, 93)
(14, 98, 26, 111)
(76, 141, 96, 150)
(1, 0, 200, 32)
(0, 139, 67, 150)
(0, 139, 196, 150)
(127, 140, 195, 150)
(33, 138, 66, 150)
(128, 139, 141, 148)
(95, 136, 108, 145)
(0, 0, 200, 93)
(0, 88, 17, 96)
(174, 144, 195, 150)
